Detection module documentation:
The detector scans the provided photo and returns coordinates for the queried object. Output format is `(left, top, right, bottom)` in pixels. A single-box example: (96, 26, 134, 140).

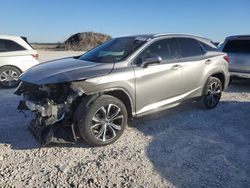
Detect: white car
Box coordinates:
(0, 35, 39, 88)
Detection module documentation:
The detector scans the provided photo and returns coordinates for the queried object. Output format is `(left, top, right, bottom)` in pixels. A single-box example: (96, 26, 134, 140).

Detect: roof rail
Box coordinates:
(153, 33, 210, 40)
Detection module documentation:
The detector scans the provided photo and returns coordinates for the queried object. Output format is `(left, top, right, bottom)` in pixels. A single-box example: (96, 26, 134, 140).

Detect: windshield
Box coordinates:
(79, 37, 147, 63)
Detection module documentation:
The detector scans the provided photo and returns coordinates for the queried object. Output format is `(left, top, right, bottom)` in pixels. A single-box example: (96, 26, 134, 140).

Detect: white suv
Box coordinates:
(0, 35, 39, 88)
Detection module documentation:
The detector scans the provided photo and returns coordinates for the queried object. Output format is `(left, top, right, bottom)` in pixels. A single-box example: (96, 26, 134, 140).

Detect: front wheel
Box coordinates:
(201, 77, 222, 109)
(77, 95, 128, 146)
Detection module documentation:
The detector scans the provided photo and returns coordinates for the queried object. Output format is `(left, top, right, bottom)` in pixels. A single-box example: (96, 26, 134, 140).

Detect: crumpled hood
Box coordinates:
(19, 57, 114, 85)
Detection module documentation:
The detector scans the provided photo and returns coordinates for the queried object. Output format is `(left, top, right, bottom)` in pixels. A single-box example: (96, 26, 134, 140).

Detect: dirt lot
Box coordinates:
(0, 51, 249, 187)
(37, 50, 83, 62)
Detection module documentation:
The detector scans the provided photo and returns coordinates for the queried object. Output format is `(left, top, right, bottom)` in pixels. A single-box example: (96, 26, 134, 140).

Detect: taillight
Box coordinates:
(223, 55, 230, 63)
(32, 53, 39, 60)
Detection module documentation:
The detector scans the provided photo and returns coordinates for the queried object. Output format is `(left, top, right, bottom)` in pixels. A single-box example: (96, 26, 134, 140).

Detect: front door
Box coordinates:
(133, 38, 183, 115)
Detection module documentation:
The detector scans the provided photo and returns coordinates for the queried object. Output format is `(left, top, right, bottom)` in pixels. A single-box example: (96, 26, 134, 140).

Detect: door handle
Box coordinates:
(205, 59, 212, 65)
(171, 64, 181, 70)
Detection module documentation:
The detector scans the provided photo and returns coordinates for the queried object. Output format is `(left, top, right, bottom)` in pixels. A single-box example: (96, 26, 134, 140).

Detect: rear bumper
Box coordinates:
(224, 71, 230, 89)
(230, 71, 250, 79)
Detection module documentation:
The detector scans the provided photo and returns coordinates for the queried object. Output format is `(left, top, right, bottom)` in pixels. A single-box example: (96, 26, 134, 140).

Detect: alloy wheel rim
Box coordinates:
(205, 81, 221, 107)
(0, 70, 19, 87)
(91, 104, 124, 142)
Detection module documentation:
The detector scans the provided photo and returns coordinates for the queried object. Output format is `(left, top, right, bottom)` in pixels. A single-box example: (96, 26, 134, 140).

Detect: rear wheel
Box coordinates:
(201, 77, 222, 109)
(77, 95, 128, 146)
(0, 66, 21, 88)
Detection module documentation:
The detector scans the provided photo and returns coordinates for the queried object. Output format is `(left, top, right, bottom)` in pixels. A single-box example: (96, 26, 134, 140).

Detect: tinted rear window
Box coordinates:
(223, 39, 250, 53)
(178, 38, 203, 58)
(0, 39, 26, 52)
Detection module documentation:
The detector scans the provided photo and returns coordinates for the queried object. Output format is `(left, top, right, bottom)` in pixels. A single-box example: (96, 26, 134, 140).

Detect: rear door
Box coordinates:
(176, 37, 207, 94)
(222, 39, 250, 73)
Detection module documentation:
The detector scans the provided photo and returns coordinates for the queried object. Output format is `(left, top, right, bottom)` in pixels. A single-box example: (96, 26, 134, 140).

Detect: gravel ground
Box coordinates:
(0, 51, 249, 187)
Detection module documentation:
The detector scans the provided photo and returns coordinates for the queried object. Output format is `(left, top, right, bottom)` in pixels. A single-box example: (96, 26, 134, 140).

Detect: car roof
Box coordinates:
(0, 34, 34, 51)
(118, 33, 213, 43)
(117, 33, 216, 49)
(225, 35, 250, 40)
(0, 34, 23, 40)
(153, 33, 210, 40)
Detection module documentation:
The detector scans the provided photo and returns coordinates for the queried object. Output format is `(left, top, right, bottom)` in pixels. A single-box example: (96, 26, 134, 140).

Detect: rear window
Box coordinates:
(21, 37, 33, 49)
(223, 39, 250, 53)
(0, 39, 26, 52)
(177, 38, 203, 58)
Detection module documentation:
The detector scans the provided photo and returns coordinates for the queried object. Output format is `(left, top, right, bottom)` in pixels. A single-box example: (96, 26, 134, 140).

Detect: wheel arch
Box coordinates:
(209, 72, 225, 90)
(102, 88, 134, 119)
(0, 65, 23, 74)
(74, 87, 135, 120)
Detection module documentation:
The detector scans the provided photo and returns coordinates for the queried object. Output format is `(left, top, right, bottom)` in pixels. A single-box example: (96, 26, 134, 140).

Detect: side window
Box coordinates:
(177, 38, 203, 59)
(0, 39, 26, 52)
(200, 41, 218, 51)
(135, 38, 177, 65)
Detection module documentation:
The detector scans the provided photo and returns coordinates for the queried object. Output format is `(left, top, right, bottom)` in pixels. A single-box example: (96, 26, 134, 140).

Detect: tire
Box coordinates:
(201, 77, 222, 109)
(77, 95, 128, 146)
(0, 66, 21, 88)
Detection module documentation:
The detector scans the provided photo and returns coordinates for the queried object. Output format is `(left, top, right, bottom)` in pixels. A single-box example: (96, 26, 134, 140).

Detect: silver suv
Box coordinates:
(220, 35, 250, 79)
(15, 34, 230, 146)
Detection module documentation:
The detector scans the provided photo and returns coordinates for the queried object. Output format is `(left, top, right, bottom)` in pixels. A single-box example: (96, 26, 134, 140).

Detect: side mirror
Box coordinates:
(141, 55, 162, 68)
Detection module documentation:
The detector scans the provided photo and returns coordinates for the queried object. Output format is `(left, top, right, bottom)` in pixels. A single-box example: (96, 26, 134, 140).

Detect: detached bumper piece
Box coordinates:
(18, 99, 77, 146)
(29, 119, 76, 145)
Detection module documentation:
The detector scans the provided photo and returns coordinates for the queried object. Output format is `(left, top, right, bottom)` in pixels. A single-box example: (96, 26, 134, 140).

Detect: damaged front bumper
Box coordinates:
(15, 82, 83, 145)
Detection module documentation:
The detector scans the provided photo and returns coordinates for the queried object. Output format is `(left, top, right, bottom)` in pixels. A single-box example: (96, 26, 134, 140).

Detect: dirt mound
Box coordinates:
(59, 32, 111, 51)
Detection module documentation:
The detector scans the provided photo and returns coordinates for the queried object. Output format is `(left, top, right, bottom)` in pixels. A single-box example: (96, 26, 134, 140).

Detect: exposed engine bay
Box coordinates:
(15, 82, 84, 145)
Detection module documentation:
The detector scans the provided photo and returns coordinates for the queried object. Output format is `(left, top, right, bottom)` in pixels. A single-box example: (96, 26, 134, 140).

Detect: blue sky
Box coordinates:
(0, 0, 249, 43)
